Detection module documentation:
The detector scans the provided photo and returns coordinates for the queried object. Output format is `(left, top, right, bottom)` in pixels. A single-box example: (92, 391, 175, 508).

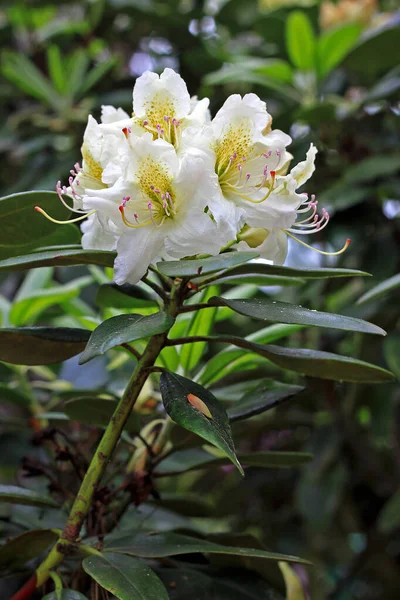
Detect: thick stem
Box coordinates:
(31, 283, 182, 592)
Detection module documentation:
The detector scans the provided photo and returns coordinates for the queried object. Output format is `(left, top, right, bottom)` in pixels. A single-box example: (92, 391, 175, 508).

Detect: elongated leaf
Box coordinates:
(227, 384, 304, 422)
(209, 297, 386, 336)
(43, 591, 89, 600)
(317, 23, 361, 79)
(64, 397, 139, 432)
(0, 248, 116, 272)
(357, 273, 400, 304)
(0, 327, 90, 365)
(105, 531, 309, 565)
(180, 286, 218, 373)
(0, 191, 73, 258)
(0, 485, 59, 508)
(82, 553, 169, 600)
(156, 251, 259, 278)
(0, 529, 58, 571)
(209, 273, 305, 287)
(160, 372, 243, 474)
(79, 312, 173, 364)
(377, 489, 400, 534)
(96, 283, 157, 310)
(286, 11, 316, 71)
(155, 449, 313, 475)
(201, 261, 370, 282)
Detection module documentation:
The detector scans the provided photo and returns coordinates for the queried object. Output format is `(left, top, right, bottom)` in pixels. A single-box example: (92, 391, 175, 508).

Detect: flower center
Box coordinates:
(134, 92, 182, 146)
(81, 144, 104, 184)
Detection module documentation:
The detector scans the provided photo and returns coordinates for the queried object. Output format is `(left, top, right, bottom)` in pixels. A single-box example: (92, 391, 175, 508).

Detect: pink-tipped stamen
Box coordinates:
(35, 206, 96, 224)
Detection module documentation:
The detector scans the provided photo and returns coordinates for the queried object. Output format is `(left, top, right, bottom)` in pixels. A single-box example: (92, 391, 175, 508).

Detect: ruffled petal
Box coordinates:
(114, 227, 165, 285)
(133, 68, 191, 123)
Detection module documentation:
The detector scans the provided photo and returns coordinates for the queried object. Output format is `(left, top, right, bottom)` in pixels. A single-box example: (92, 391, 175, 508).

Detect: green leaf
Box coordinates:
(105, 531, 310, 565)
(46, 44, 66, 93)
(0, 484, 59, 508)
(64, 396, 139, 432)
(160, 372, 243, 474)
(0, 248, 116, 272)
(0, 191, 73, 258)
(10, 276, 92, 326)
(155, 449, 313, 475)
(0, 327, 90, 365)
(317, 23, 361, 79)
(198, 324, 303, 386)
(208, 274, 305, 287)
(209, 297, 386, 336)
(43, 591, 89, 600)
(203, 261, 370, 281)
(0, 529, 59, 571)
(82, 552, 169, 600)
(96, 283, 157, 310)
(180, 286, 218, 373)
(0, 383, 31, 408)
(344, 25, 400, 80)
(285, 11, 316, 71)
(357, 273, 400, 305)
(227, 384, 305, 422)
(156, 251, 259, 278)
(377, 489, 400, 534)
(79, 312, 173, 364)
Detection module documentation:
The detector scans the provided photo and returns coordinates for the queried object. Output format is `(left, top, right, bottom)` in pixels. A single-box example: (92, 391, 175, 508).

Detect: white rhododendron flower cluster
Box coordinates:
(45, 68, 344, 284)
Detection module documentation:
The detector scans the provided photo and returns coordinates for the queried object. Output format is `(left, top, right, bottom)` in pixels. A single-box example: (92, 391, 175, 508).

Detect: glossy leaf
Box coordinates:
(180, 286, 218, 373)
(357, 273, 400, 304)
(82, 552, 169, 600)
(0, 327, 90, 365)
(105, 531, 310, 565)
(64, 396, 139, 432)
(156, 251, 259, 278)
(79, 312, 173, 364)
(0, 248, 116, 272)
(159, 372, 243, 474)
(286, 11, 316, 71)
(155, 449, 313, 475)
(0, 529, 58, 571)
(96, 283, 157, 310)
(209, 297, 386, 336)
(209, 273, 305, 287)
(227, 384, 304, 422)
(0, 485, 59, 508)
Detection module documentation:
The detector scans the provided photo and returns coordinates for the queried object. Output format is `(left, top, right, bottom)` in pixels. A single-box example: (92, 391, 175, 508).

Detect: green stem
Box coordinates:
(34, 282, 182, 589)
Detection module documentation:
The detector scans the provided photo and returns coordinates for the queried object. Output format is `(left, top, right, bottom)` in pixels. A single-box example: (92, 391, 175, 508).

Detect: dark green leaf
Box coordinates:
(345, 25, 400, 80)
(0, 383, 31, 408)
(0, 529, 58, 571)
(209, 297, 386, 336)
(79, 312, 173, 364)
(0, 484, 59, 508)
(180, 286, 218, 373)
(159, 372, 243, 474)
(64, 397, 139, 432)
(155, 449, 313, 475)
(96, 283, 157, 310)
(0, 191, 73, 259)
(0, 327, 90, 365)
(203, 262, 370, 281)
(208, 274, 305, 287)
(357, 273, 400, 304)
(286, 11, 316, 71)
(0, 248, 116, 272)
(227, 384, 305, 422)
(156, 251, 259, 278)
(377, 489, 400, 534)
(82, 552, 169, 600)
(105, 531, 310, 564)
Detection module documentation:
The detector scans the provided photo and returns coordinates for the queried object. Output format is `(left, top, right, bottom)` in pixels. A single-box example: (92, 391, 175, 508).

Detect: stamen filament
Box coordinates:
(285, 231, 351, 255)
(34, 206, 96, 224)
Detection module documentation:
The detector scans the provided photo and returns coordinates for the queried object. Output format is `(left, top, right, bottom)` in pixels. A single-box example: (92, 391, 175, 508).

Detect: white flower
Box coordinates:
(81, 132, 226, 284)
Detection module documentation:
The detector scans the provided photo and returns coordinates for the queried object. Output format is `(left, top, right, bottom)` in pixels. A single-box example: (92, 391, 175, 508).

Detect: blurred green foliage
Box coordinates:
(0, 1, 400, 599)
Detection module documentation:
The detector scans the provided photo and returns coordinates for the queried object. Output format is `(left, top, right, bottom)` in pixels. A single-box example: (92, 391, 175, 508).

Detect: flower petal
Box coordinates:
(114, 227, 165, 284)
(133, 68, 191, 124)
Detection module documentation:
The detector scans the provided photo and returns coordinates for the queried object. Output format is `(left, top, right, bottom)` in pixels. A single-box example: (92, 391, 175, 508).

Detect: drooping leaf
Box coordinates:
(0, 248, 116, 272)
(209, 297, 386, 336)
(159, 372, 243, 474)
(227, 384, 305, 422)
(357, 273, 400, 304)
(0, 327, 90, 365)
(285, 11, 316, 71)
(156, 251, 259, 278)
(105, 531, 310, 565)
(64, 396, 139, 432)
(0, 485, 59, 508)
(0, 529, 59, 571)
(79, 312, 173, 364)
(155, 449, 313, 475)
(82, 552, 169, 600)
